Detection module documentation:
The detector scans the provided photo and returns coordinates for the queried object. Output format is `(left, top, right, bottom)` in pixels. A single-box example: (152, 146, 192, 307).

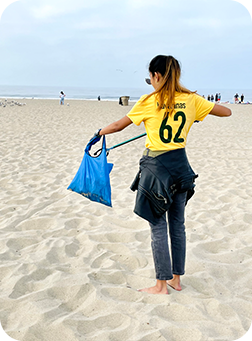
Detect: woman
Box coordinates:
(59, 91, 66, 105)
(94, 55, 231, 294)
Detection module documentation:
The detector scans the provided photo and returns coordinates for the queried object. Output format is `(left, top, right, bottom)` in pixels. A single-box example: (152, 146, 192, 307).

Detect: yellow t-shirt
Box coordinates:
(127, 92, 215, 151)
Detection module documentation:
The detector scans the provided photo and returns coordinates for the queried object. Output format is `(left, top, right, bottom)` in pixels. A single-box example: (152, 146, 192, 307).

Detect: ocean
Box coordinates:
(0, 85, 251, 103)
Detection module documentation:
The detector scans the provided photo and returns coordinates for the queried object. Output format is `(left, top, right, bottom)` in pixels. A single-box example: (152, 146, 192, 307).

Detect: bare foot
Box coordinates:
(167, 276, 182, 291)
(138, 280, 168, 294)
(138, 286, 168, 294)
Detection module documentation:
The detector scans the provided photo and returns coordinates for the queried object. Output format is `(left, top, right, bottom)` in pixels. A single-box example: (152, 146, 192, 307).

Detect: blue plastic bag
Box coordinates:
(67, 136, 113, 207)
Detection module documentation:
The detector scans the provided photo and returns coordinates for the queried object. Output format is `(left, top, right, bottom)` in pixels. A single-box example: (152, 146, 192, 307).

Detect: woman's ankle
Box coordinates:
(167, 275, 182, 291)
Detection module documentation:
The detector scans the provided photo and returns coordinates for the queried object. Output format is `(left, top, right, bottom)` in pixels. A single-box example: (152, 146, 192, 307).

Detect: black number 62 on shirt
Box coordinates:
(159, 111, 186, 144)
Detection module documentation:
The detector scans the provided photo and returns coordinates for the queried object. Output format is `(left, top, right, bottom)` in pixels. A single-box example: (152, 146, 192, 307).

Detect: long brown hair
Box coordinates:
(143, 55, 194, 115)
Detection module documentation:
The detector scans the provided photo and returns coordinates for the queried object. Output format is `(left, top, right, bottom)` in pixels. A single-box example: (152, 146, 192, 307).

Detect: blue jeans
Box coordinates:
(149, 191, 187, 280)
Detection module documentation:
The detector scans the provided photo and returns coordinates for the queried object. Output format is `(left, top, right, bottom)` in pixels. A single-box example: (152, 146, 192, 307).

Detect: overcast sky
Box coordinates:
(0, 0, 251, 90)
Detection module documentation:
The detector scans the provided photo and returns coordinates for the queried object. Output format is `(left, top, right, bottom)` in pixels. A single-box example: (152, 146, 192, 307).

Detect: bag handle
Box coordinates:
(85, 135, 106, 157)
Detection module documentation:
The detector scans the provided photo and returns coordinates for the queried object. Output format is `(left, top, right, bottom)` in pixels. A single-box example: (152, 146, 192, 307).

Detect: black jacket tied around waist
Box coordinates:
(130, 148, 198, 225)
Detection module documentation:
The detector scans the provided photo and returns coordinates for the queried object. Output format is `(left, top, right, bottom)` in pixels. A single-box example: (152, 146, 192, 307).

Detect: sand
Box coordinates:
(0, 98, 251, 341)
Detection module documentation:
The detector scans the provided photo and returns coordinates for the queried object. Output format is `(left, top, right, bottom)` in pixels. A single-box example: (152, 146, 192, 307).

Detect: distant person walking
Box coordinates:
(241, 94, 244, 103)
(218, 93, 221, 102)
(215, 93, 218, 102)
(207, 95, 211, 101)
(98, 96, 101, 101)
(211, 94, 214, 102)
(59, 91, 66, 105)
(234, 93, 239, 103)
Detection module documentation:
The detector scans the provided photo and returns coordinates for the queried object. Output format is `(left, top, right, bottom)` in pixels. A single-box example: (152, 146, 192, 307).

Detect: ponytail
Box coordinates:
(143, 55, 195, 115)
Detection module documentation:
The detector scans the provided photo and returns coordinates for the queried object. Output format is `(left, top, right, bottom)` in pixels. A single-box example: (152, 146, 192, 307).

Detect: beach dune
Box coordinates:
(0, 99, 252, 341)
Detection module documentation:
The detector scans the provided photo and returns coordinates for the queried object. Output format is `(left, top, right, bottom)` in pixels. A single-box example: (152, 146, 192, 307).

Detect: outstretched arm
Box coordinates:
(99, 116, 133, 135)
(209, 104, 232, 117)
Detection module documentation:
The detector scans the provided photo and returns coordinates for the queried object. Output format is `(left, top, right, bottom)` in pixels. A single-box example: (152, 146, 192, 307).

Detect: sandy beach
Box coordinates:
(0, 98, 252, 341)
